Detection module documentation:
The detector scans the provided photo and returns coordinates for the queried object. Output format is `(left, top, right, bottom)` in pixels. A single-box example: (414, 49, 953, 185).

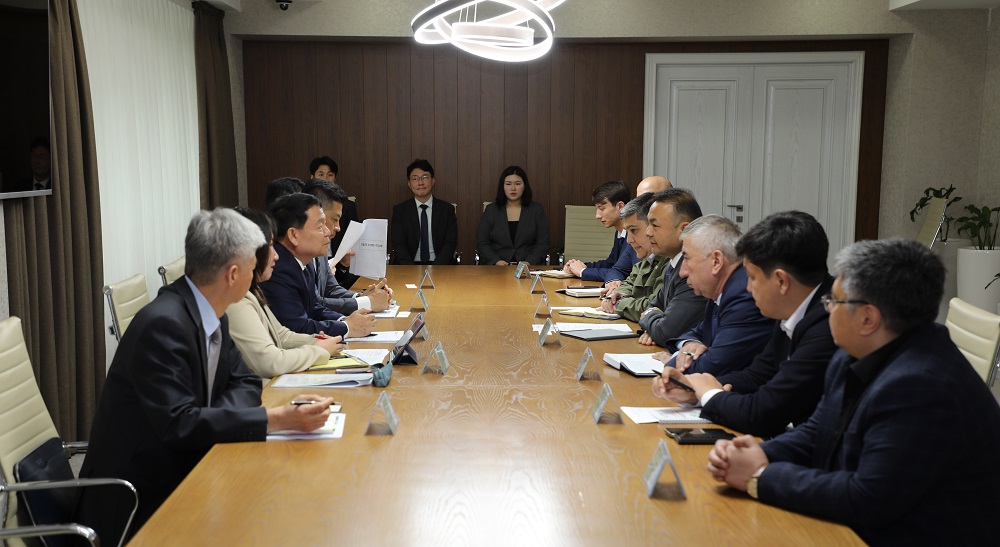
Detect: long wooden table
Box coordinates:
(129, 266, 861, 545)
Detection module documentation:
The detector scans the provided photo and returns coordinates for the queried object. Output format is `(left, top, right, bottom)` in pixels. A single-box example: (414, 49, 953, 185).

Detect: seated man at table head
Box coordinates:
(636, 175, 671, 196)
(77, 208, 335, 542)
(563, 180, 638, 282)
(600, 192, 669, 321)
(637, 188, 708, 346)
(262, 193, 377, 337)
(309, 156, 361, 288)
(653, 211, 837, 437)
(302, 178, 392, 313)
(707, 238, 1000, 545)
(264, 176, 304, 209)
(653, 214, 774, 376)
(476, 165, 551, 266)
(391, 158, 458, 265)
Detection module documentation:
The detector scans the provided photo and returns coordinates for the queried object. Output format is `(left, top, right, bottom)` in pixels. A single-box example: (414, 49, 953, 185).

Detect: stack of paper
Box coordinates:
(344, 331, 404, 343)
(620, 407, 711, 424)
(559, 307, 620, 320)
(563, 287, 604, 297)
(603, 353, 665, 377)
(529, 269, 574, 278)
(268, 412, 346, 440)
(271, 372, 373, 388)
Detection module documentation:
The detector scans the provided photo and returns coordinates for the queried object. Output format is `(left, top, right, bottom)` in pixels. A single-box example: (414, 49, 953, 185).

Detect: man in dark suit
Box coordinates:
(391, 158, 458, 265)
(654, 211, 838, 437)
(262, 193, 376, 337)
(308, 156, 361, 288)
(638, 188, 707, 345)
(563, 180, 638, 283)
(656, 214, 775, 376)
(708, 238, 1000, 544)
(76, 209, 334, 542)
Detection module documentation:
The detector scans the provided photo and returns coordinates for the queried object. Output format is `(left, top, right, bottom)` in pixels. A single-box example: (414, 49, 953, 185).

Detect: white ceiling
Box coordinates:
(890, 0, 1000, 9)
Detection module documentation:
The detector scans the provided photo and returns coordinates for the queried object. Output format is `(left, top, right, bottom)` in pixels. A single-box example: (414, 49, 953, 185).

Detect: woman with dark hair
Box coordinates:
(226, 207, 345, 378)
(476, 165, 550, 265)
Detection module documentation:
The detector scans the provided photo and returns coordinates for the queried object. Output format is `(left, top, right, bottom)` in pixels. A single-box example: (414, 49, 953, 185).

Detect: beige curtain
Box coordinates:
(2, 0, 104, 439)
(194, 1, 239, 208)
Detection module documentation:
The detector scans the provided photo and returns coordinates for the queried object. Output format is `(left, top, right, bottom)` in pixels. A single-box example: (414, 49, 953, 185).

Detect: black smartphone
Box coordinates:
(664, 427, 735, 445)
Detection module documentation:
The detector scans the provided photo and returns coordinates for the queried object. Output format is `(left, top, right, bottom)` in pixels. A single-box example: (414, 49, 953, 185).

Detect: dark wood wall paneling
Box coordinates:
(243, 40, 888, 261)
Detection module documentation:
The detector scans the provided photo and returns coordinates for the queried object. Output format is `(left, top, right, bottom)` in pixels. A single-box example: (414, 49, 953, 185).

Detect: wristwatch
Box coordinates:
(746, 464, 767, 499)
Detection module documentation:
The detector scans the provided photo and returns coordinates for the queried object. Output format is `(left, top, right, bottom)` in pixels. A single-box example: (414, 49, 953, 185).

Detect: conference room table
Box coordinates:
(129, 266, 861, 546)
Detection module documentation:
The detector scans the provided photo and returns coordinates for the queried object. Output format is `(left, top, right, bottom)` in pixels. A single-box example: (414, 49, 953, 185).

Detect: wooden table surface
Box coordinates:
(129, 266, 861, 546)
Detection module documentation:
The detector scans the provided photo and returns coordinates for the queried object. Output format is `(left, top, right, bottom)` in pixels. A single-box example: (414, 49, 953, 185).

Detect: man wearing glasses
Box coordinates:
(391, 158, 458, 265)
(706, 238, 1000, 544)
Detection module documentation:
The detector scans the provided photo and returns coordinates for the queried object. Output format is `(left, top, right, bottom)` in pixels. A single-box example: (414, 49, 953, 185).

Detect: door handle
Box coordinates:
(726, 204, 744, 223)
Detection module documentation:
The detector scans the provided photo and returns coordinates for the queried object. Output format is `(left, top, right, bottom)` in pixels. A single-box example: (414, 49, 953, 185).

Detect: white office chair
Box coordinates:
(945, 297, 1000, 385)
(564, 204, 613, 262)
(103, 274, 150, 342)
(157, 255, 185, 287)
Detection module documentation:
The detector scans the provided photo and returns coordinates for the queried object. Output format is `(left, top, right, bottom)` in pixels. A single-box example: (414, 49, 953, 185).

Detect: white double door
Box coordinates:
(643, 52, 864, 261)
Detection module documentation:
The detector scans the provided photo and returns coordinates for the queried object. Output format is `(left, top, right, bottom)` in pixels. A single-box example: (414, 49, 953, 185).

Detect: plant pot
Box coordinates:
(956, 247, 1000, 313)
(933, 238, 971, 322)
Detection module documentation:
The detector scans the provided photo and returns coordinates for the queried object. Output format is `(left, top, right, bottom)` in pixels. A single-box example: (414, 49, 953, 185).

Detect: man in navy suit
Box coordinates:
(563, 180, 638, 283)
(77, 209, 333, 542)
(391, 159, 458, 265)
(655, 214, 774, 376)
(654, 211, 838, 437)
(263, 193, 376, 337)
(708, 238, 1000, 545)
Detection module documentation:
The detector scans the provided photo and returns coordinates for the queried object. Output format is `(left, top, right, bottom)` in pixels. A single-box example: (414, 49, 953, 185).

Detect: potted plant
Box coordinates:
(911, 185, 967, 321)
(955, 203, 1000, 313)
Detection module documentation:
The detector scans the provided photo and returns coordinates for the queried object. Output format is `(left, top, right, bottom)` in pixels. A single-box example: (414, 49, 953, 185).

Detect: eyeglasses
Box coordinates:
(820, 293, 869, 312)
(409, 174, 431, 182)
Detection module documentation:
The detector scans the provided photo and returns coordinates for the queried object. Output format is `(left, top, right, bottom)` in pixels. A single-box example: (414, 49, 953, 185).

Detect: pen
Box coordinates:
(668, 378, 695, 393)
(290, 400, 339, 406)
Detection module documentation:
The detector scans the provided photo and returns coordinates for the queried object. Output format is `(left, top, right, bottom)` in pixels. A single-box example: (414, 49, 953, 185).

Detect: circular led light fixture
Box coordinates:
(411, 0, 568, 63)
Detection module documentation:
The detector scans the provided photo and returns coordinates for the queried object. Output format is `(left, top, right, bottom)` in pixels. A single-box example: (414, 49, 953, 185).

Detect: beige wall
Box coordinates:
(223, 1, 993, 239)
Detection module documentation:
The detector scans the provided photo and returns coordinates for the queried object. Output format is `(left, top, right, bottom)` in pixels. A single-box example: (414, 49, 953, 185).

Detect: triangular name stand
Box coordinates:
(419, 323, 430, 340)
(537, 318, 562, 347)
(418, 269, 436, 289)
(421, 341, 451, 375)
(643, 439, 687, 499)
(513, 261, 530, 279)
(529, 274, 546, 294)
(534, 293, 552, 317)
(575, 347, 602, 381)
(590, 383, 623, 424)
(365, 392, 399, 436)
(409, 289, 429, 311)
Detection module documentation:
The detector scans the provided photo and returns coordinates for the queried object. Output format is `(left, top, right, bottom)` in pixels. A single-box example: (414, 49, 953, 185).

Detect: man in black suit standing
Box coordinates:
(707, 238, 1000, 544)
(391, 159, 458, 265)
(653, 211, 838, 438)
(77, 209, 334, 542)
(637, 188, 708, 346)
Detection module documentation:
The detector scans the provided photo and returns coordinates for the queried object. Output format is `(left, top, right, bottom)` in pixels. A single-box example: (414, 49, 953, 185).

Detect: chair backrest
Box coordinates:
(915, 196, 946, 249)
(482, 201, 490, 212)
(103, 274, 150, 342)
(0, 317, 60, 541)
(157, 256, 185, 287)
(945, 297, 1000, 383)
(564, 205, 614, 262)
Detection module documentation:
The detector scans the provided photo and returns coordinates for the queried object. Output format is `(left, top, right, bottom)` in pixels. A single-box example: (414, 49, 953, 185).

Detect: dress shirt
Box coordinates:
(184, 277, 220, 357)
(414, 196, 436, 262)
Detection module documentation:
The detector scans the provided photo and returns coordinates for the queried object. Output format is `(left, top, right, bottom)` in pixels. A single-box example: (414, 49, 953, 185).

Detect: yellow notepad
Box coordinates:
(308, 356, 368, 371)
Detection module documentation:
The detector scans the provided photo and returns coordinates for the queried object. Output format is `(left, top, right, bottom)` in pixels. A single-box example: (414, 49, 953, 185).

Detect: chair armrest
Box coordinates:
(62, 441, 88, 457)
(0, 523, 97, 546)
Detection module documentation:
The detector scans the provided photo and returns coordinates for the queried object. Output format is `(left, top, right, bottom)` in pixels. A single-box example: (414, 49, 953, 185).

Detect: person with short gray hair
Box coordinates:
(655, 214, 774, 376)
(78, 209, 336, 542)
(707, 238, 1000, 544)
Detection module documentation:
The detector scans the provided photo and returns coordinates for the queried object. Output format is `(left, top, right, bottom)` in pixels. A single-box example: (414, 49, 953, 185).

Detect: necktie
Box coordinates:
(419, 203, 430, 263)
(206, 327, 222, 404)
(664, 263, 675, 280)
(312, 258, 323, 292)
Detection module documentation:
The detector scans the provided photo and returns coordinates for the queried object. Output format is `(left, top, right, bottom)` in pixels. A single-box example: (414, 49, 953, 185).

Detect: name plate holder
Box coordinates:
(513, 261, 530, 279)
(537, 318, 562, 346)
(366, 392, 399, 436)
(419, 324, 430, 340)
(643, 439, 687, 499)
(421, 341, 451, 375)
(590, 383, 623, 424)
(528, 274, 546, 294)
(418, 269, 436, 289)
(574, 347, 602, 381)
(408, 289, 429, 311)
(534, 293, 553, 317)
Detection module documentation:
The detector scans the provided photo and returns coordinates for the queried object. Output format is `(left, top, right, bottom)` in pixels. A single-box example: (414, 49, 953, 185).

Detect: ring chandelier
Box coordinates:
(411, 0, 569, 63)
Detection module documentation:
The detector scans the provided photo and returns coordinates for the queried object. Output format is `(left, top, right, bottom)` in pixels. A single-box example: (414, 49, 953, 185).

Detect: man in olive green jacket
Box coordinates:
(600, 192, 668, 322)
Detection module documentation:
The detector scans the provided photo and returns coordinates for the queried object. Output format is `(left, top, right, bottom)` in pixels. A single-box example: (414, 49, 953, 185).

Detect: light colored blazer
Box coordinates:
(476, 201, 550, 265)
(226, 292, 329, 378)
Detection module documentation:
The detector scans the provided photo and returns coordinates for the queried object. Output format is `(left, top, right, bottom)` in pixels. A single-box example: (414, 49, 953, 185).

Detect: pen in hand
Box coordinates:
(290, 400, 339, 407)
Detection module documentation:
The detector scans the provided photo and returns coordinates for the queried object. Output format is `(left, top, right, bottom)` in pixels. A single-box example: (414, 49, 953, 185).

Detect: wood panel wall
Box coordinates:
(243, 40, 887, 262)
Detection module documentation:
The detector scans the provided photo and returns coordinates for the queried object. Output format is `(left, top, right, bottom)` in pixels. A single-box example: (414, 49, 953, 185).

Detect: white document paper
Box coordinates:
(268, 413, 346, 441)
(531, 322, 634, 333)
(342, 348, 390, 365)
(404, 284, 418, 289)
(345, 330, 404, 343)
(621, 406, 711, 424)
(349, 219, 388, 279)
(372, 304, 400, 318)
(603, 353, 665, 375)
(271, 373, 374, 388)
(331, 220, 365, 265)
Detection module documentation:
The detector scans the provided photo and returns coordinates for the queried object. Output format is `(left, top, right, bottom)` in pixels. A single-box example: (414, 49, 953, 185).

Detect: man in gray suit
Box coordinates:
(637, 188, 707, 346)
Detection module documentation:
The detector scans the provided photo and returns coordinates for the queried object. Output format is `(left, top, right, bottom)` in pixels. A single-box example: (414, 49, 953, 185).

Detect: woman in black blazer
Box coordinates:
(477, 165, 550, 265)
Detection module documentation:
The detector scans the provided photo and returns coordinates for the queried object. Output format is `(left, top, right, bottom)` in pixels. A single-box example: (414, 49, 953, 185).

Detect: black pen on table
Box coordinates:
(290, 400, 339, 406)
